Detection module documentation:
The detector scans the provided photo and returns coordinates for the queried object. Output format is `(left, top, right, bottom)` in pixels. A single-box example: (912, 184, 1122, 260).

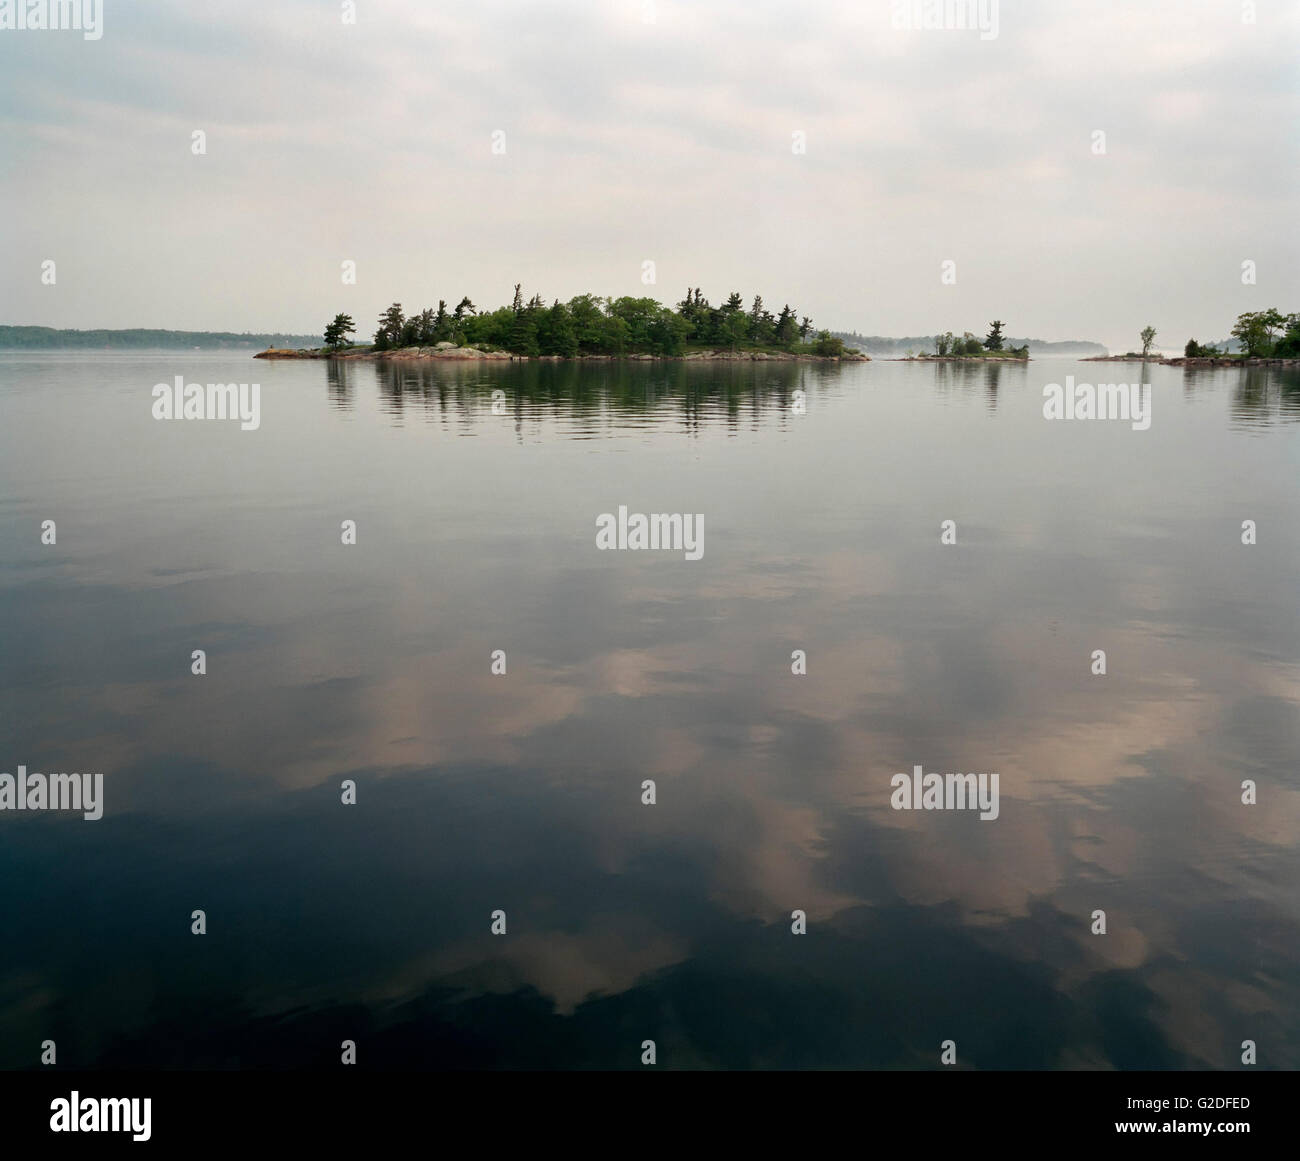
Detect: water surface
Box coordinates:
(1, 351, 1297, 1069)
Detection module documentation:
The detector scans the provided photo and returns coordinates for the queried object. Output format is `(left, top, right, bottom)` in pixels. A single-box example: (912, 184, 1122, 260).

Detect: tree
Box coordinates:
(568, 293, 607, 352)
(984, 320, 1005, 351)
(775, 304, 798, 347)
(1231, 308, 1285, 357)
(323, 313, 355, 350)
(1273, 313, 1300, 358)
(812, 330, 844, 357)
(654, 305, 693, 355)
(1140, 325, 1156, 359)
(723, 310, 749, 350)
(349, 284, 874, 358)
(433, 300, 451, 342)
(466, 305, 512, 350)
(538, 300, 578, 357)
(377, 303, 405, 348)
(507, 301, 539, 355)
(935, 333, 950, 356)
(600, 312, 630, 355)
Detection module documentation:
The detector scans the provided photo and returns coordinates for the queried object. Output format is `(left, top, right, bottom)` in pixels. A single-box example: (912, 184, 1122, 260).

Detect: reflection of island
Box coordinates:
(367, 350, 844, 430)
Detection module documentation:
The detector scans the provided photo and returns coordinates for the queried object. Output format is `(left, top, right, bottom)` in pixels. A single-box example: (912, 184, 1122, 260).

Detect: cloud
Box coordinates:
(0, 0, 1297, 348)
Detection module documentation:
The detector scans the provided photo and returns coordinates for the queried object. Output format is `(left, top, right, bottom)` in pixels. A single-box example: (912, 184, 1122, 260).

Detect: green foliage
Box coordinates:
(376, 303, 405, 349)
(507, 303, 540, 356)
(1139, 325, 1156, 358)
(1231, 308, 1286, 357)
(929, 325, 1026, 359)
(323, 313, 355, 349)
(812, 330, 845, 357)
(536, 301, 578, 357)
(1274, 314, 1300, 357)
(331, 286, 835, 358)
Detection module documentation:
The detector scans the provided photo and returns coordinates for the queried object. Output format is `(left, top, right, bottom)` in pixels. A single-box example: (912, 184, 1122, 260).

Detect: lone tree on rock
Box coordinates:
(323, 313, 355, 350)
(1140, 325, 1156, 359)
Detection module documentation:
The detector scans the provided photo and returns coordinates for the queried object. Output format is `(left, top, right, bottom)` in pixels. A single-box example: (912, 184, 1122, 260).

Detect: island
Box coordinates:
(257, 287, 869, 362)
(907, 322, 1030, 360)
(1082, 311, 1300, 367)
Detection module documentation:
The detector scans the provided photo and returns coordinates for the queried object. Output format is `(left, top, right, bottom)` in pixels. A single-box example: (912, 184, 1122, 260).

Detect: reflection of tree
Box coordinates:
(1229, 367, 1300, 425)
(354, 358, 847, 433)
(375, 362, 405, 418)
(326, 360, 355, 411)
(931, 357, 1023, 406)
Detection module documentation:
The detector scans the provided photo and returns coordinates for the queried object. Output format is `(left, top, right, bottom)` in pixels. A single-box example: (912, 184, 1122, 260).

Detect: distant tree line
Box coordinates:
(1187, 309, 1300, 359)
(323, 288, 848, 357)
(932, 320, 1028, 358)
(0, 326, 320, 349)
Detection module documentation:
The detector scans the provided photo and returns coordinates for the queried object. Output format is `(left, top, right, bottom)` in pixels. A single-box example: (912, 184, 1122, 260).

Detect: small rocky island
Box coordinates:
(261, 286, 869, 362)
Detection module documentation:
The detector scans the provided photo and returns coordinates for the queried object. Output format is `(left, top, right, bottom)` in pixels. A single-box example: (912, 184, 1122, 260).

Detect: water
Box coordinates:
(1, 351, 1297, 1069)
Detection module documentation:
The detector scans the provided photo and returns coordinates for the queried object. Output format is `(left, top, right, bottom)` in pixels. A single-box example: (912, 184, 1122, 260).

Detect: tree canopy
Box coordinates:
(338, 287, 837, 357)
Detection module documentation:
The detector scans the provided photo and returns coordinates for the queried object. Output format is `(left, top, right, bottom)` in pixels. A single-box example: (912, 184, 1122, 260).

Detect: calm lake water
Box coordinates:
(1, 351, 1297, 1069)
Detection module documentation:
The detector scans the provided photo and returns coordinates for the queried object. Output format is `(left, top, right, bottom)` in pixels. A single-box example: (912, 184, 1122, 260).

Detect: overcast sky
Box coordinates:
(2, 0, 1297, 350)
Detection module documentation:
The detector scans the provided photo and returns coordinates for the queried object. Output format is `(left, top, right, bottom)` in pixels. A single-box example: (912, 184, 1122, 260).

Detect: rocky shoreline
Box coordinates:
(255, 344, 869, 363)
(1082, 354, 1300, 368)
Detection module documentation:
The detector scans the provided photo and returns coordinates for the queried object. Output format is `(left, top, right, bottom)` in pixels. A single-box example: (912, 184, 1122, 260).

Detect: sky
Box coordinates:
(1, 0, 1297, 351)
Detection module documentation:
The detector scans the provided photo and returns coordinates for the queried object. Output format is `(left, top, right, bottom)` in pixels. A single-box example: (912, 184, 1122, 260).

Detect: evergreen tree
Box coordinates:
(539, 300, 578, 356)
(433, 300, 451, 342)
(378, 303, 405, 347)
(323, 313, 355, 350)
(508, 304, 540, 355)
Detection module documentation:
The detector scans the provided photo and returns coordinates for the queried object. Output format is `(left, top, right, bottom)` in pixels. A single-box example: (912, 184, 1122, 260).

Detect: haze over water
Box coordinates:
(1, 351, 1297, 1068)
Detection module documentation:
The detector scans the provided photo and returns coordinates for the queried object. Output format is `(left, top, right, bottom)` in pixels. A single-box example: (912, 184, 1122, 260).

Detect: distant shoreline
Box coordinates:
(255, 346, 870, 363)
